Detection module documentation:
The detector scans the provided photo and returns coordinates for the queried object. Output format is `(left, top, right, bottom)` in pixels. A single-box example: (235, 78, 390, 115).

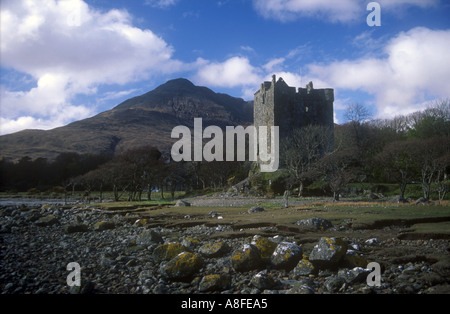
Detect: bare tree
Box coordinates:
(282, 125, 333, 196)
(344, 103, 371, 124)
(377, 140, 416, 200)
(435, 154, 450, 202)
(317, 148, 357, 202)
(413, 137, 449, 200)
(343, 103, 373, 158)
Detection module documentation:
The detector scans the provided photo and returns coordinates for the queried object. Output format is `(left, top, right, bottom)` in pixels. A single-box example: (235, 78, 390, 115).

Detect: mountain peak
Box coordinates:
(114, 78, 206, 111)
(163, 78, 196, 88)
(113, 78, 252, 123)
(0, 78, 253, 161)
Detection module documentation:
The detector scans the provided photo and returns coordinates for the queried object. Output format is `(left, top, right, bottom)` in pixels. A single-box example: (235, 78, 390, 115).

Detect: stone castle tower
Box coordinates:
(254, 75, 334, 141)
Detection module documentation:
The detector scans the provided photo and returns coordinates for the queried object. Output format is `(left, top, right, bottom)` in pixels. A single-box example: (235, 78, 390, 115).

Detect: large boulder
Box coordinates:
(35, 215, 59, 227)
(293, 257, 317, 277)
(198, 242, 230, 258)
(231, 244, 262, 272)
(159, 252, 203, 281)
(295, 217, 333, 230)
(93, 221, 115, 231)
(309, 237, 347, 269)
(338, 267, 371, 284)
(390, 195, 409, 204)
(251, 235, 277, 259)
(175, 200, 191, 207)
(248, 206, 265, 214)
(250, 270, 279, 290)
(153, 243, 190, 263)
(181, 237, 201, 250)
(344, 251, 371, 269)
(198, 274, 231, 292)
(324, 276, 346, 293)
(270, 241, 303, 270)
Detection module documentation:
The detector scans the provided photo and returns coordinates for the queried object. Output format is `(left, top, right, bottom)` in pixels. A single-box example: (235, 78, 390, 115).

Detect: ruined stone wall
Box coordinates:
(254, 75, 334, 141)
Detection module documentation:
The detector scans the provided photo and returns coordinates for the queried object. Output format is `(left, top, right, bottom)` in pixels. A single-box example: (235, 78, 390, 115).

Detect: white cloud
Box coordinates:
(252, 0, 440, 23)
(306, 27, 450, 118)
(144, 0, 179, 8)
(240, 46, 255, 53)
(333, 112, 339, 124)
(0, 0, 183, 134)
(194, 56, 262, 89)
(377, 0, 439, 9)
(0, 105, 94, 135)
(263, 58, 285, 72)
(252, 0, 362, 23)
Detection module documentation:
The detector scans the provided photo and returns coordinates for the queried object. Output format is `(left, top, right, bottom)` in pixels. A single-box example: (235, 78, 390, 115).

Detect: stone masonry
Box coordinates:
(254, 75, 334, 141)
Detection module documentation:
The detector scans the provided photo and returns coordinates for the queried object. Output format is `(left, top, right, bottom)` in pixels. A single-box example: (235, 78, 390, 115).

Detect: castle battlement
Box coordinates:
(254, 75, 334, 140)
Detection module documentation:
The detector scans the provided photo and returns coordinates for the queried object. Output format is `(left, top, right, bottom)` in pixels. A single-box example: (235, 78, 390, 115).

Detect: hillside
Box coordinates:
(0, 79, 253, 161)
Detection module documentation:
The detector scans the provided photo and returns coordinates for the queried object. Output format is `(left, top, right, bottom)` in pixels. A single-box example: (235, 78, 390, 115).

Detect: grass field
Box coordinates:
(81, 197, 450, 242)
(2, 189, 449, 239)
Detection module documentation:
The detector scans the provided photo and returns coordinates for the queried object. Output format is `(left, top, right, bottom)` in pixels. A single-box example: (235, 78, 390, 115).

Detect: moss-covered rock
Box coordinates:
(153, 242, 190, 263)
(231, 244, 262, 272)
(159, 252, 203, 281)
(270, 241, 303, 270)
(251, 236, 277, 260)
(181, 237, 201, 250)
(35, 215, 58, 227)
(198, 242, 230, 258)
(344, 253, 371, 269)
(93, 221, 115, 231)
(293, 256, 317, 276)
(309, 237, 347, 269)
(250, 270, 278, 290)
(295, 217, 333, 230)
(198, 274, 231, 292)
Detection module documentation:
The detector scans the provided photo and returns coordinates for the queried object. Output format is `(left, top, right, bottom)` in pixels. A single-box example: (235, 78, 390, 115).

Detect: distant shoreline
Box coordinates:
(0, 198, 77, 207)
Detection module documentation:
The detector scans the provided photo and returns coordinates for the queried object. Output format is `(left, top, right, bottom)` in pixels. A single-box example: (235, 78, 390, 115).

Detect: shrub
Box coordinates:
(27, 187, 41, 195)
(49, 186, 66, 194)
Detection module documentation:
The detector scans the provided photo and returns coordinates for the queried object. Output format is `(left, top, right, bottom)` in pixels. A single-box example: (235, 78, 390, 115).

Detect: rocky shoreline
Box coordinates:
(1, 203, 449, 294)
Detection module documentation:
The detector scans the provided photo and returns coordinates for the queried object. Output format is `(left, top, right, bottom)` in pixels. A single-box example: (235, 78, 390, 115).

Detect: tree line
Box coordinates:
(0, 152, 112, 193)
(281, 100, 449, 201)
(0, 146, 250, 202)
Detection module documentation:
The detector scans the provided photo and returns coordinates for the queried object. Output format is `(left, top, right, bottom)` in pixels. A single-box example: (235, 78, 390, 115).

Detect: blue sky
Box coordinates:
(1, 0, 450, 135)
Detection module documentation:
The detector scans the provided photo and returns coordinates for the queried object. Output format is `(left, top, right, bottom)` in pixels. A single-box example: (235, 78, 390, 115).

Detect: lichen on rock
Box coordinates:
(270, 241, 303, 270)
(231, 244, 262, 272)
(309, 237, 347, 269)
(153, 242, 190, 263)
(198, 242, 230, 258)
(251, 235, 277, 260)
(159, 251, 203, 281)
(293, 256, 317, 276)
(198, 274, 231, 292)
